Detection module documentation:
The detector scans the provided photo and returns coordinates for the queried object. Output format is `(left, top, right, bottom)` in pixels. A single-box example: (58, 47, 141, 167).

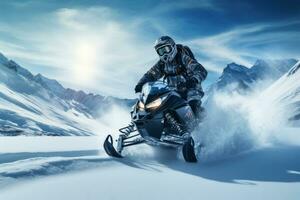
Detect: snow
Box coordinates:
(226, 62, 249, 73)
(0, 52, 134, 136)
(198, 61, 300, 164)
(251, 58, 298, 79)
(0, 57, 94, 135)
(0, 137, 299, 200)
(212, 58, 298, 93)
(0, 53, 8, 64)
(288, 61, 300, 76)
(33, 73, 65, 96)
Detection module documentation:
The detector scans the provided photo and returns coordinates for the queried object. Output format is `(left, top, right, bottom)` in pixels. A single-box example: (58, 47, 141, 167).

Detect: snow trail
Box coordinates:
(0, 137, 299, 200)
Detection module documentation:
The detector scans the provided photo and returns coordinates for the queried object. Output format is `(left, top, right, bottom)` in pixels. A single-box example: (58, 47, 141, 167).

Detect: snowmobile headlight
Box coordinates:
(146, 96, 167, 110)
(146, 98, 162, 109)
(138, 101, 145, 110)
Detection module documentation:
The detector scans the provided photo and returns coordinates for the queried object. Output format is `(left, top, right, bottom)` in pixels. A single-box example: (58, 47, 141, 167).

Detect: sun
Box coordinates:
(73, 40, 98, 84)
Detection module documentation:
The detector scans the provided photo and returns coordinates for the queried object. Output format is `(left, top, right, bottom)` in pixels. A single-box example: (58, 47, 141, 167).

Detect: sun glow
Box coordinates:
(73, 40, 99, 84)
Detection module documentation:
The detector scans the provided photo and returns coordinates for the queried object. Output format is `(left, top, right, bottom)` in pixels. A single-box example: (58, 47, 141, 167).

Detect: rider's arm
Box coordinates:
(137, 61, 164, 86)
(181, 54, 207, 83)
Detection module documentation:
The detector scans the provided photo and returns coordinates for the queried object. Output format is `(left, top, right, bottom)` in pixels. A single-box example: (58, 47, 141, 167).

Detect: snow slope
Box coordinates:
(0, 63, 95, 135)
(0, 137, 299, 200)
(0, 52, 132, 135)
(260, 61, 300, 124)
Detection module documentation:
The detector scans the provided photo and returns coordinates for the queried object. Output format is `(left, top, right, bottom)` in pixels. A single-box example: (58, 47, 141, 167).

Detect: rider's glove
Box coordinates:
(135, 84, 143, 93)
(185, 77, 198, 88)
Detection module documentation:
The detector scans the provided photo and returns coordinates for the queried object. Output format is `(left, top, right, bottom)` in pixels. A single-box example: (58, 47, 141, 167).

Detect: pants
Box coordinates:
(178, 88, 204, 118)
(188, 99, 202, 117)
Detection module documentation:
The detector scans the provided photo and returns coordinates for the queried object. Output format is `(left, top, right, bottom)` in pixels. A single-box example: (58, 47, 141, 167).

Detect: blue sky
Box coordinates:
(0, 0, 299, 98)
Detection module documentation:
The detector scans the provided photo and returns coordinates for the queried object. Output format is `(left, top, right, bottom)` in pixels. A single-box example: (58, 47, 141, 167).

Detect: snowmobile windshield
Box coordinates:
(141, 81, 169, 103)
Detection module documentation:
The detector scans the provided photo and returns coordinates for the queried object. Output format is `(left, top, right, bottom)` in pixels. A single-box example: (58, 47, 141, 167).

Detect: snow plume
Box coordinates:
(196, 83, 299, 162)
(94, 80, 300, 162)
(196, 91, 257, 162)
(93, 104, 131, 138)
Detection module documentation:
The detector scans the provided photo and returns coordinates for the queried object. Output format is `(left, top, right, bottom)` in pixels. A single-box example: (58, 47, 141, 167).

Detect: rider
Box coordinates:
(135, 36, 207, 117)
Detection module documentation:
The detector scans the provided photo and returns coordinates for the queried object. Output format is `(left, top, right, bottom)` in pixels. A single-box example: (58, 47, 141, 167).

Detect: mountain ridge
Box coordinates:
(0, 52, 133, 135)
(211, 58, 298, 92)
(0, 52, 134, 118)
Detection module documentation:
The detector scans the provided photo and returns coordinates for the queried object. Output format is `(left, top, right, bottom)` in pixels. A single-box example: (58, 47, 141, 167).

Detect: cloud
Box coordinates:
(153, 0, 220, 13)
(4, 0, 43, 8)
(187, 20, 300, 72)
(55, 7, 115, 30)
(0, 2, 299, 98)
(0, 6, 158, 98)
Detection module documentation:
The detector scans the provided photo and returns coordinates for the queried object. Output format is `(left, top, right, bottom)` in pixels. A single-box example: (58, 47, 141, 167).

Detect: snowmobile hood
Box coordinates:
(141, 81, 170, 104)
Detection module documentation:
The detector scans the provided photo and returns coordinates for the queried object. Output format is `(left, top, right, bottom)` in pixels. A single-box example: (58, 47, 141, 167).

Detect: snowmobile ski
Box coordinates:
(103, 135, 122, 158)
(182, 137, 197, 162)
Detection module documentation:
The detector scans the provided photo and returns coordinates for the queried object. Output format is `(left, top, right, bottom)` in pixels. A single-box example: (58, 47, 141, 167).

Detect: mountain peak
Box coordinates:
(0, 52, 9, 64)
(288, 61, 300, 76)
(250, 58, 298, 79)
(33, 73, 65, 95)
(253, 59, 270, 67)
(209, 58, 298, 94)
(253, 58, 297, 68)
(224, 62, 249, 73)
(35, 73, 43, 78)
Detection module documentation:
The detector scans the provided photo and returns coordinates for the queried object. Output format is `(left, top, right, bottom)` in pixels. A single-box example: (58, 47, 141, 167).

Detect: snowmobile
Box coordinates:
(103, 81, 199, 162)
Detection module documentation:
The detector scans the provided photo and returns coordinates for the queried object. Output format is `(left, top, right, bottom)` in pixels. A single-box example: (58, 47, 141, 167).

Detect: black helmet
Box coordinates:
(154, 36, 177, 63)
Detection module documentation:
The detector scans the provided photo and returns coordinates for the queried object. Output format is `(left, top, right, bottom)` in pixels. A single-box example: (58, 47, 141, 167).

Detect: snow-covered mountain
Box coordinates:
(33, 73, 134, 116)
(259, 61, 300, 125)
(0, 52, 133, 136)
(211, 59, 298, 92)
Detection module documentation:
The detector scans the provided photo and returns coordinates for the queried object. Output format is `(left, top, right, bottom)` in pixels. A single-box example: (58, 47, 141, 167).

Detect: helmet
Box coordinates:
(154, 36, 177, 63)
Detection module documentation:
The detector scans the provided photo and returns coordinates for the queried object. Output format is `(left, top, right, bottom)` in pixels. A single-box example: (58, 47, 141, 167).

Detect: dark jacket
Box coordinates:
(137, 47, 207, 98)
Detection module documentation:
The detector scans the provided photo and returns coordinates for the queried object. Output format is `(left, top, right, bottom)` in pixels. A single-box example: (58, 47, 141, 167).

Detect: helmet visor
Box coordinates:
(156, 45, 172, 56)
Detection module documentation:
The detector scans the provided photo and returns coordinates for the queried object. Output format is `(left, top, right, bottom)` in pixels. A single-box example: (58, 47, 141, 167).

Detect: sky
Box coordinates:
(0, 0, 299, 98)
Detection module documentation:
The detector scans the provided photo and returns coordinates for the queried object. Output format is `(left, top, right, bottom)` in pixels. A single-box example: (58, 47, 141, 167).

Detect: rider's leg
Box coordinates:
(189, 99, 202, 116)
(187, 89, 204, 119)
